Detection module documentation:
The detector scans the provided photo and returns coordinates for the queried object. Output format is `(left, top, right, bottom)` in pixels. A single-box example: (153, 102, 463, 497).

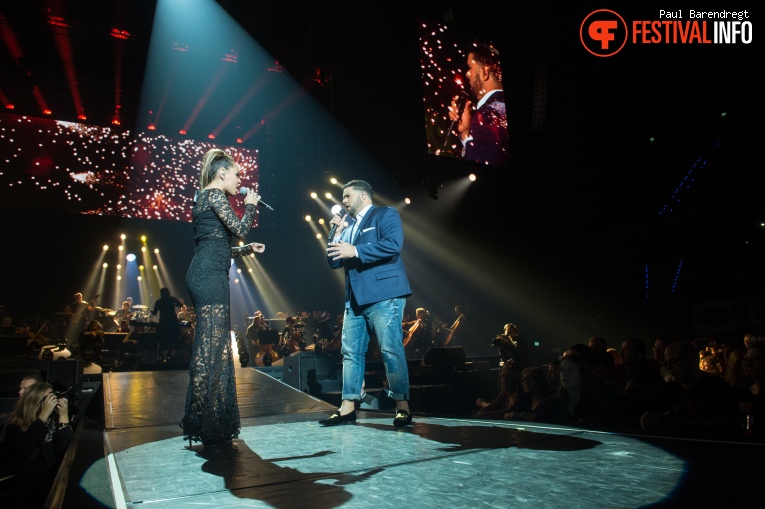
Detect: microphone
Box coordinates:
(328, 204, 347, 241)
(239, 187, 274, 211)
(444, 89, 472, 147)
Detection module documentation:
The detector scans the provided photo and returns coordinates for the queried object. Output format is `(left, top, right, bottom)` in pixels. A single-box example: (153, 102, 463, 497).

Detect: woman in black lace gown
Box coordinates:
(181, 149, 265, 446)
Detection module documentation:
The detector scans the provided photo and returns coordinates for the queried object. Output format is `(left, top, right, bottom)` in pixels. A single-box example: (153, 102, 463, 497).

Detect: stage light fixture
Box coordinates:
(330, 178, 337, 184)
(117, 264, 122, 269)
(118, 246, 124, 251)
(103, 263, 108, 268)
(325, 193, 332, 199)
(318, 218, 325, 225)
(148, 124, 156, 130)
(117, 275, 122, 281)
(208, 134, 215, 139)
(469, 174, 477, 182)
(310, 192, 318, 199)
(316, 233, 322, 239)
(405, 198, 411, 204)
(5, 104, 14, 110)
(154, 248, 159, 254)
(43, 109, 51, 115)
(153, 265, 158, 270)
(141, 247, 146, 252)
(237, 268, 242, 273)
(305, 215, 312, 222)
(126, 253, 136, 262)
(103, 245, 109, 250)
(137, 276, 142, 281)
(179, 129, 187, 135)
(141, 235, 147, 242)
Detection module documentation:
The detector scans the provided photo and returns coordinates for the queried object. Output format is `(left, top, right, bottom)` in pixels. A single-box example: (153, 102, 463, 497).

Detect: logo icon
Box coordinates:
(580, 10, 628, 57)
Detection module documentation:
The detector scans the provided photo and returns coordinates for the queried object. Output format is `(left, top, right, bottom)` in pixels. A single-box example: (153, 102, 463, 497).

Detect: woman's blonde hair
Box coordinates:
(199, 149, 236, 190)
(7, 381, 52, 432)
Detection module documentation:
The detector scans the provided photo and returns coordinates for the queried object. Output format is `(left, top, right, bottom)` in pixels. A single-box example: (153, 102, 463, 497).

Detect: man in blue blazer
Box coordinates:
(321, 180, 413, 427)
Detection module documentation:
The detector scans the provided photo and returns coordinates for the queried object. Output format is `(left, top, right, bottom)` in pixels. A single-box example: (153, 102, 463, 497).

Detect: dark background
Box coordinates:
(1, 1, 761, 358)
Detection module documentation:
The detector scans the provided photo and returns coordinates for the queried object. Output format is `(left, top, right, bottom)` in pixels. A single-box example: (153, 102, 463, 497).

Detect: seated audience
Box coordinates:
(617, 338, 665, 428)
(558, 354, 609, 428)
(0, 382, 73, 506)
(737, 342, 764, 440)
(640, 341, 737, 438)
(506, 366, 566, 424)
(472, 362, 528, 420)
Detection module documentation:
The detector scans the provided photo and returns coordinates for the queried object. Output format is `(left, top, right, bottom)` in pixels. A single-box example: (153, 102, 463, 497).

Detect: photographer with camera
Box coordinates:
(492, 323, 530, 370)
(0, 382, 73, 506)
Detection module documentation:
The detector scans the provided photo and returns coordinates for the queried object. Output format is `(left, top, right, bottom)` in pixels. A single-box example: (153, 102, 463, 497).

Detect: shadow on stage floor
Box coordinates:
(84, 367, 763, 509)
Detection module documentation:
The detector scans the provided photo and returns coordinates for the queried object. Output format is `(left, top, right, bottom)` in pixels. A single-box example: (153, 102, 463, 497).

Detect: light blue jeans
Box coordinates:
(341, 297, 409, 401)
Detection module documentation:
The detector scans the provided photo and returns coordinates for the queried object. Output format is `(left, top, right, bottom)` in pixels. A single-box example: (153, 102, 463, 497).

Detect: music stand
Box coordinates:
(257, 329, 280, 345)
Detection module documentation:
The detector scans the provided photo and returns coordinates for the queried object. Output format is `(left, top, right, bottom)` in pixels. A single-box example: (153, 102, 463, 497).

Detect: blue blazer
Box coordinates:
(328, 205, 412, 307)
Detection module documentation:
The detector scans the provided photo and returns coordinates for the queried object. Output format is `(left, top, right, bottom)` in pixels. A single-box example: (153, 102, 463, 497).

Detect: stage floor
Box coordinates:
(88, 368, 763, 508)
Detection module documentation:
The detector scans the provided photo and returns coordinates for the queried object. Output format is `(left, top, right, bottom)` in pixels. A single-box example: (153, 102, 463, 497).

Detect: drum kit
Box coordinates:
(131, 304, 151, 322)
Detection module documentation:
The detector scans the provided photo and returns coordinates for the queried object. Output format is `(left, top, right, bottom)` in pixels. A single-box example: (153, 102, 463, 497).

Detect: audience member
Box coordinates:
(546, 360, 560, 388)
(472, 363, 528, 420)
(737, 342, 764, 440)
(0, 382, 73, 506)
(558, 354, 609, 428)
(617, 338, 665, 427)
(650, 337, 673, 382)
(18, 374, 44, 398)
(640, 341, 737, 438)
(507, 366, 566, 424)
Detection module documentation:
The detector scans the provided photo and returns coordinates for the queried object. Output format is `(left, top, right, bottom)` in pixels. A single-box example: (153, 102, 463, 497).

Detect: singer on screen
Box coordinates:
(181, 148, 265, 447)
(448, 42, 510, 167)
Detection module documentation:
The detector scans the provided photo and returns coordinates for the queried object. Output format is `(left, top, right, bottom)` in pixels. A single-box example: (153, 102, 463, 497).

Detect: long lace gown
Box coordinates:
(181, 188, 257, 445)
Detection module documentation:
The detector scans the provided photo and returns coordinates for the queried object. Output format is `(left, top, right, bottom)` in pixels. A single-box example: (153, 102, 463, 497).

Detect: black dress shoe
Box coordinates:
(319, 410, 356, 426)
(393, 409, 412, 427)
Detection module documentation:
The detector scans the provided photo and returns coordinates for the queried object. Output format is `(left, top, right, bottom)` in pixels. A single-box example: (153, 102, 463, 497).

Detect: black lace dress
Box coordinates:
(181, 188, 257, 445)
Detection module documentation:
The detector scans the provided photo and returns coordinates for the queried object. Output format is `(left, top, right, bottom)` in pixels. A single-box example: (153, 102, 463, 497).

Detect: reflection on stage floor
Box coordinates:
(87, 367, 762, 508)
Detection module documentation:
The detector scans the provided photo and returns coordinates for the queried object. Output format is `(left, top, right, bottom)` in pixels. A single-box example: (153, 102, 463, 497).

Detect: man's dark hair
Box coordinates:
(343, 180, 374, 198)
(470, 42, 502, 83)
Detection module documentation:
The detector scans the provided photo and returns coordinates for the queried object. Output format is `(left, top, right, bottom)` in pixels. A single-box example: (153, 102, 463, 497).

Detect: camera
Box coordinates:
(491, 335, 509, 348)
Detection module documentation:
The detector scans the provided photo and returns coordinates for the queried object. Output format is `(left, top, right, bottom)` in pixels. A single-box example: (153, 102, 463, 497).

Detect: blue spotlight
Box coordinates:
(126, 253, 137, 262)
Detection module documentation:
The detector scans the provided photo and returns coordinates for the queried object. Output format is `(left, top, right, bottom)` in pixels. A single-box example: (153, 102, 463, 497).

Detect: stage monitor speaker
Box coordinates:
(46, 359, 82, 395)
(421, 346, 466, 373)
(103, 332, 131, 350)
(283, 352, 332, 393)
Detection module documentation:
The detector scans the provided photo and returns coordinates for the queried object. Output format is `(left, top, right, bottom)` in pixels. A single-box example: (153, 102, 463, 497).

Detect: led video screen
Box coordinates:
(419, 19, 510, 167)
(0, 112, 259, 222)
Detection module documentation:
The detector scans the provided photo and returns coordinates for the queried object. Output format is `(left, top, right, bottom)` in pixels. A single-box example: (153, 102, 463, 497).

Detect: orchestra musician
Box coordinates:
(402, 307, 436, 360)
(443, 304, 468, 345)
(279, 316, 306, 357)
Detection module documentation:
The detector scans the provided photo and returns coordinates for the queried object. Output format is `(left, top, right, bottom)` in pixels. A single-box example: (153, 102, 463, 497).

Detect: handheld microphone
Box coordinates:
(328, 204, 347, 241)
(239, 187, 274, 211)
(444, 89, 472, 147)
